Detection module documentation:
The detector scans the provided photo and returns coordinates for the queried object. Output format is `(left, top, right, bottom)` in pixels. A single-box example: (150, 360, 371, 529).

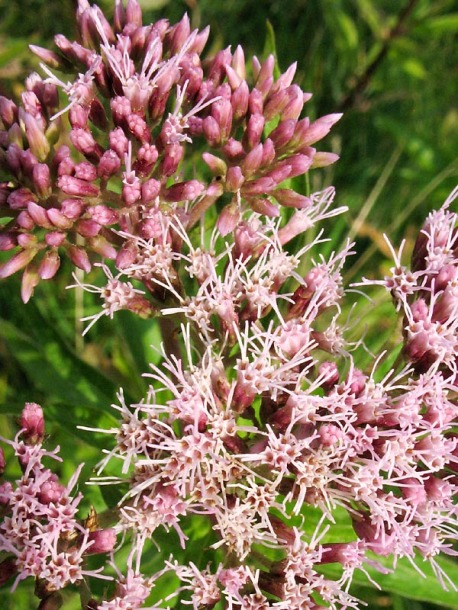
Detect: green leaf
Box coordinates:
(420, 14, 458, 33)
(263, 20, 281, 78)
(322, 554, 458, 608)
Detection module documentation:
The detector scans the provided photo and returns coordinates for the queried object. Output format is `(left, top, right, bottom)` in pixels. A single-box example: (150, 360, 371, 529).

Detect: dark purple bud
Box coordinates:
(20, 149, 39, 180)
(5, 143, 22, 175)
(88, 98, 108, 130)
(68, 245, 91, 272)
(38, 250, 61, 280)
(21, 402, 45, 443)
(0, 447, 4, 474)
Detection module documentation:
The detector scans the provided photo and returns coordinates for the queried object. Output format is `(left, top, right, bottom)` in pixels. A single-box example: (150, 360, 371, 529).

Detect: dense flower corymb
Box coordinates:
(0, 0, 339, 302)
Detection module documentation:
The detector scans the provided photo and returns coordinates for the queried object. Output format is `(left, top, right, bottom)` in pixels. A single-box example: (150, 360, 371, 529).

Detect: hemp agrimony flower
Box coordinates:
(0, 1, 457, 609)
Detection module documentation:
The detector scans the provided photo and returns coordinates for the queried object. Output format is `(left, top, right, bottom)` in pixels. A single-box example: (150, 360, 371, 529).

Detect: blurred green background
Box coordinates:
(0, 1, 458, 608)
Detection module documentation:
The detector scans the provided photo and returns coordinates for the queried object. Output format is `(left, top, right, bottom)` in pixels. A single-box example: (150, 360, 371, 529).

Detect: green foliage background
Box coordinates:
(0, 1, 457, 608)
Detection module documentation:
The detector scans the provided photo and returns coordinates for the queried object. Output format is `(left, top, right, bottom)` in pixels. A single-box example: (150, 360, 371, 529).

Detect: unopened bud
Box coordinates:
(21, 402, 45, 443)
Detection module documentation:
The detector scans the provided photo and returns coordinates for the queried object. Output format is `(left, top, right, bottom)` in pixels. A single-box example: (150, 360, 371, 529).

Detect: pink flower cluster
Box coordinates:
(0, 0, 339, 302)
(0, 403, 115, 606)
(0, 1, 457, 608)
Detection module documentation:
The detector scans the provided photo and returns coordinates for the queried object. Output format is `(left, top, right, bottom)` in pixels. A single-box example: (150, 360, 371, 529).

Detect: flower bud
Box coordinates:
(222, 138, 244, 160)
(273, 188, 311, 209)
(68, 245, 91, 272)
(70, 128, 103, 161)
(217, 202, 240, 236)
(244, 113, 265, 149)
(226, 166, 244, 192)
(29, 44, 65, 69)
(242, 176, 276, 196)
(0, 248, 37, 279)
(45, 232, 66, 247)
(0, 96, 18, 128)
(39, 250, 61, 280)
(58, 175, 99, 197)
(21, 402, 45, 443)
(268, 119, 296, 149)
(163, 180, 205, 202)
(202, 115, 222, 146)
(21, 111, 50, 161)
(74, 161, 97, 182)
(32, 163, 51, 198)
(86, 528, 117, 555)
(141, 178, 161, 203)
